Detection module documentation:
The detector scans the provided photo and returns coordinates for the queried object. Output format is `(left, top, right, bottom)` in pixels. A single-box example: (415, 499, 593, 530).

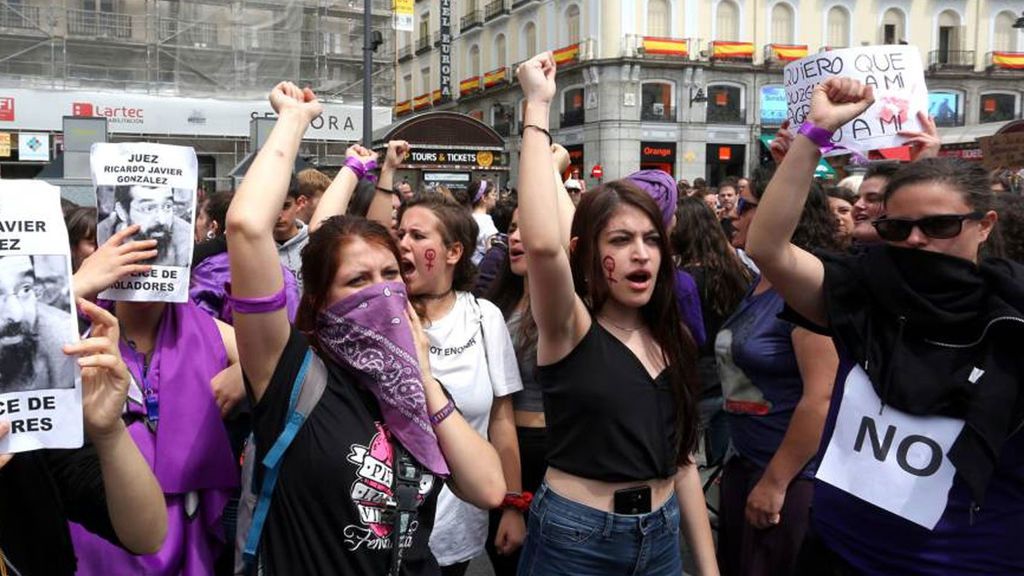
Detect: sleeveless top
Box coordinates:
(508, 309, 544, 413)
(538, 321, 678, 481)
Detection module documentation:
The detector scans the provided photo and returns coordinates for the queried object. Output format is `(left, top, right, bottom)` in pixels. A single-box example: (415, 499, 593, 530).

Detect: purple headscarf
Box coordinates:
(315, 281, 449, 476)
(627, 169, 678, 229)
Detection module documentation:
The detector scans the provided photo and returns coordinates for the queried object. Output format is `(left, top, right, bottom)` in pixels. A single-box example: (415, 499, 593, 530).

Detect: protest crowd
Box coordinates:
(2, 48, 1024, 576)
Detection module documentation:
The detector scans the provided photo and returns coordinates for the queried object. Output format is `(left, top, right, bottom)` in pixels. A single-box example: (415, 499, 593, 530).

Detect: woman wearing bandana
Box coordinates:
(226, 81, 506, 576)
(746, 77, 1024, 574)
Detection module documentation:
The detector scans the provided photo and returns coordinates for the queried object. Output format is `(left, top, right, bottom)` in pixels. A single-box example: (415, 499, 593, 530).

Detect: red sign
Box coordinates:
(73, 101, 144, 120)
(591, 164, 604, 179)
(718, 146, 732, 161)
(0, 98, 13, 122)
(72, 102, 93, 116)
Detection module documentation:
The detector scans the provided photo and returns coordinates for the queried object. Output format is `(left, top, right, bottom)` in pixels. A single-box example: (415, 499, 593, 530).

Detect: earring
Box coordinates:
(206, 230, 216, 240)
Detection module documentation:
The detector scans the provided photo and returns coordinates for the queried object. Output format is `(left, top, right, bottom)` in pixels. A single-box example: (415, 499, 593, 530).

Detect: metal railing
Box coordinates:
(415, 34, 431, 54)
(485, 0, 509, 21)
(929, 49, 975, 68)
(398, 44, 413, 60)
(67, 8, 135, 39)
(460, 10, 482, 32)
(511, 0, 537, 8)
(0, 4, 42, 31)
(158, 19, 223, 48)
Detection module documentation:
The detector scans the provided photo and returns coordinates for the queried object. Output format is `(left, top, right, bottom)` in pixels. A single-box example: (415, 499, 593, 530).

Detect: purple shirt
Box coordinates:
(674, 269, 706, 347)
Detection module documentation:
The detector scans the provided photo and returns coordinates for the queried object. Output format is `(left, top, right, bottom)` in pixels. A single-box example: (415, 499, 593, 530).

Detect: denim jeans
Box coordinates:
(517, 482, 682, 576)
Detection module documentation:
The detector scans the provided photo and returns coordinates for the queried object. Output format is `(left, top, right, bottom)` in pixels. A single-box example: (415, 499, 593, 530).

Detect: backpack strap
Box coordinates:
(387, 439, 423, 576)
(242, 349, 328, 571)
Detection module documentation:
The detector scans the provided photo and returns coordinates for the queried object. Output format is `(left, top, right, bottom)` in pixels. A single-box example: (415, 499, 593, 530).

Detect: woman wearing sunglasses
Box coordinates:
(746, 77, 1023, 575)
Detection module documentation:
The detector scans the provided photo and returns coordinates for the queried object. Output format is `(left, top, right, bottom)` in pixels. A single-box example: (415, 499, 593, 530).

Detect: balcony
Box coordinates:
(641, 103, 676, 122)
(561, 108, 584, 128)
(415, 35, 431, 55)
(709, 41, 754, 63)
(398, 44, 413, 61)
(67, 8, 135, 40)
(0, 4, 42, 32)
(763, 44, 808, 66)
(929, 50, 975, 70)
(460, 10, 482, 33)
(158, 19, 224, 49)
(511, 0, 537, 8)
(485, 0, 509, 21)
(636, 36, 690, 59)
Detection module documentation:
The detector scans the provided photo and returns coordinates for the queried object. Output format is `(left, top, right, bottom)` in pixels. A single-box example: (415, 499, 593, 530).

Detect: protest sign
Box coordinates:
(979, 132, 1024, 171)
(92, 143, 197, 303)
(784, 45, 928, 156)
(0, 181, 82, 453)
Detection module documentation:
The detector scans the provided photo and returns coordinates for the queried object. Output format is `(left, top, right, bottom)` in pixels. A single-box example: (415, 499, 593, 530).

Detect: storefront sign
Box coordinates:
(0, 88, 391, 142)
(641, 142, 676, 162)
(439, 0, 452, 101)
(760, 86, 787, 126)
(18, 132, 49, 162)
(405, 148, 503, 169)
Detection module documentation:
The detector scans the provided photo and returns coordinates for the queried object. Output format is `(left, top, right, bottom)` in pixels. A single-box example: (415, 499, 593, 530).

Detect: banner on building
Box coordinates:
(393, 0, 413, 31)
(783, 45, 928, 156)
(92, 143, 198, 303)
(439, 0, 452, 101)
(0, 181, 82, 454)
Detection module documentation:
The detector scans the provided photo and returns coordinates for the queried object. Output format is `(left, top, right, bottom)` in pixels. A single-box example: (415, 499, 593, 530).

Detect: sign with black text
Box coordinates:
(439, 0, 452, 102)
(404, 148, 502, 169)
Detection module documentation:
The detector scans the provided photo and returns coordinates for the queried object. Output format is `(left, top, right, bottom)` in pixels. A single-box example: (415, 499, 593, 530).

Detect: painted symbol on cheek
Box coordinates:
(602, 255, 617, 283)
(424, 248, 437, 271)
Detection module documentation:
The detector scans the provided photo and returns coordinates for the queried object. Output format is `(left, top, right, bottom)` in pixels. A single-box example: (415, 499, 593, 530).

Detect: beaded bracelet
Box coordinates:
(521, 124, 553, 146)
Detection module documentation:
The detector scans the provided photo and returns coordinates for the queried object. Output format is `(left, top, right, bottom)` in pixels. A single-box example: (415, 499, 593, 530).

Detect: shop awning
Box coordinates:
(759, 134, 835, 177)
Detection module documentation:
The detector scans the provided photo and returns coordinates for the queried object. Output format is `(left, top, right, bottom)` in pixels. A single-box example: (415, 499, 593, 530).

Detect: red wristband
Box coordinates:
(501, 491, 533, 512)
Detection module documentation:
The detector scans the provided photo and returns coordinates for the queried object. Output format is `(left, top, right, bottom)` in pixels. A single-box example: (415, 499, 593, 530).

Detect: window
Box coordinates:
(522, 22, 537, 59)
(979, 93, 1017, 124)
(494, 34, 507, 68)
(994, 11, 1019, 52)
(403, 73, 413, 100)
(418, 12, 430, 45)
(468, 44, 481, 76)
(882, 8, 905, 44)
(641, 82, 675, 122)
(716, 0, 739, 41)
(561, 86, 585, 127)
(770, 3, 794, 44)
(647, 0, 668, 37)
(928, 91, 963, 127)
(937, 10, 961, 63)
(463, 0, 476, 17)
(492, 103, 512, 137)
(826, 6, 849, 48)
(759, 85, 787, 125)
(706, 84, 744, 124)
(567, 4, 581, 44)
(420, 67, 431, 95)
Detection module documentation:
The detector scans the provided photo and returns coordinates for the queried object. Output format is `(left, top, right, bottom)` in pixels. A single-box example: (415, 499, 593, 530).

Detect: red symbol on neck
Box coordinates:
(424, 248, 437, 271)
(602, 256, 617, 283)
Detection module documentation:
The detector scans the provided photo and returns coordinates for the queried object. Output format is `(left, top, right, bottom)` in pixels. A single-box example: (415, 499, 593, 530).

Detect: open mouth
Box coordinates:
(624, 270, 652, 287)
(400, 258, 417, 276)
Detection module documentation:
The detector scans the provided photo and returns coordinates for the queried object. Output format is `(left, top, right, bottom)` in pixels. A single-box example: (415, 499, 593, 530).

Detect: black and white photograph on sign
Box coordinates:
(0, 180, 83, 454)
(90, 142, 198, 303)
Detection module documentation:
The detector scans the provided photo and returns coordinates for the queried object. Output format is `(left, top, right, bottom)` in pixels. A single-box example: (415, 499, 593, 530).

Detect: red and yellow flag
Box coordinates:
(412, 93, 431, 110)
(553, 43, 580, 65)
(459, 76, 481, 95)
(484, 67, 507, 88)
(771, 44, 808, 62)
(431, 89, 442, 103)
(711, 41, 754, 59)
(642, 37, 688, 57)
(992, 51, 1024, 70)
(395, 100, 411, 116)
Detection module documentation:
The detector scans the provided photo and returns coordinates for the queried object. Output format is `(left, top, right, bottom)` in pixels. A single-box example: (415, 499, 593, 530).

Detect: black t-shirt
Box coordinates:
(0, 446, 120, 576)
(249, 328, 442, 576)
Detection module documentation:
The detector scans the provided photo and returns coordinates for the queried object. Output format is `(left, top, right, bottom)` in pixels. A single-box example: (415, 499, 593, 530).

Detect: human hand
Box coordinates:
(769, 120, 793, 164)
(0, 422, 14, 470)
(494, 508, 526, 555)
(210, 363, 245, 418)
(551, 144, 571, 174)
(899, 111, 940, 162)
(807, 77, 874, 133)
(405, 300, 433, 382)
(73, 224, 157, 301)
(345, 143, 379, 164)
(268, 81, 323, 123)
(65, 299, 132, 445)
(384, 140, 411, 170)
(516, 52, 557, 104)
(745, 477, 786, 529)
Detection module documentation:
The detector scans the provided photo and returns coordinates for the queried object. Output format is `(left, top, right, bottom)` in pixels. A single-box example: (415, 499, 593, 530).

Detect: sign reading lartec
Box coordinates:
(406, 149, 502, 168)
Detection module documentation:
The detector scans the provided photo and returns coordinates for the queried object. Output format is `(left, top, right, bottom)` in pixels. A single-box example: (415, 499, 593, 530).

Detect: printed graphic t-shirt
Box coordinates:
(250, 328, 442, 576)
(425, 292, 523, 565)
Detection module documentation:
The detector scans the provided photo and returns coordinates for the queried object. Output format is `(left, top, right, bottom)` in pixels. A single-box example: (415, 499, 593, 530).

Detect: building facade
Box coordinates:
(394, 0, 1024, 186)
(0, 0, 397, 189)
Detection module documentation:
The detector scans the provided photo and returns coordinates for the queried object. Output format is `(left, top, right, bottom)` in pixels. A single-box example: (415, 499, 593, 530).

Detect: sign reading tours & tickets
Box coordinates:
(91, 143, 198, 303)
(0, 181, 82, 453)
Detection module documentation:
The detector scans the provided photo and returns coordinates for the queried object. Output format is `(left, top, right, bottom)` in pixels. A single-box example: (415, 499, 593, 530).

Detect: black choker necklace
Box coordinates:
(418, 289, 454, 301)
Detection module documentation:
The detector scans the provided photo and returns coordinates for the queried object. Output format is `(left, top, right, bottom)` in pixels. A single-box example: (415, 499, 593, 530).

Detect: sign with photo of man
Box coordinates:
(91, 143, 197, 302)
(0, 181, 82, 453)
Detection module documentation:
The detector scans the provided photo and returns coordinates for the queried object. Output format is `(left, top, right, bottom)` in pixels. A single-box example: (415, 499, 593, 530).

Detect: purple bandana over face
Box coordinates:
(315, 281, 449, 476)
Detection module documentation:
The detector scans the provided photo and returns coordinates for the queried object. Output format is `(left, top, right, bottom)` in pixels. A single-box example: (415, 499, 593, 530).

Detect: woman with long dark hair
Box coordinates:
(513, 52, 716, 576)
(747, 77, 1024, 575)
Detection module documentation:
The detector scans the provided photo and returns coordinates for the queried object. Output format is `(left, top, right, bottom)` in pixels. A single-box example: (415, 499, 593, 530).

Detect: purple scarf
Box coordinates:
(627, 169, 678, 229)
(315, 281, 449, 476)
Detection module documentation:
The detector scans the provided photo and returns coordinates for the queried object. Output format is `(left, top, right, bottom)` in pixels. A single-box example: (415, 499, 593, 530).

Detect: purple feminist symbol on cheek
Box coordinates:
(424, 248, 437, 271)
(602, 256, 617, 283)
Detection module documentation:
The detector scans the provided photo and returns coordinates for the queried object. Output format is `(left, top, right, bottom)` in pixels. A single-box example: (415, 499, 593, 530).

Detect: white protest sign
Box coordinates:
(816, 365, 963, 529)
(91, 143, 197, 303)
(0, 181, 82, 453)
(784, 45, 928, 156)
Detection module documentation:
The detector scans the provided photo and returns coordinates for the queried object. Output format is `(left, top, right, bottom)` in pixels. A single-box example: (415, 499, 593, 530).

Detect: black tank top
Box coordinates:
(538, 321, 679, 482)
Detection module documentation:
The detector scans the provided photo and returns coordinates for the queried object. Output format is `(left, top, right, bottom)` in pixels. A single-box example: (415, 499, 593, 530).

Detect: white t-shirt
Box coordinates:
(426, 291, 523, 565)
(472, 213, 499, 265)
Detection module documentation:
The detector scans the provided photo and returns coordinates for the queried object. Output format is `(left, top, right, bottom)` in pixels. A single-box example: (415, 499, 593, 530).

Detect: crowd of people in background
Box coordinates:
(2, 51, 1023, 576)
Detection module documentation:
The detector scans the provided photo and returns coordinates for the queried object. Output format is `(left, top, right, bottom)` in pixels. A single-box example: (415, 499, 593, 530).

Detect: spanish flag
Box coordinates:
(484, 67, 508, 88)
(395, 100, 411, 116)
(459, 76, 481, 95)
(413, 93, 431, 110)
(642, 37, 688, 57)
(553, 43, 580, 65)
(771, 44, 808, 62)
(992, 51, 1024, 70)
(431, 89, 442, 103)
(711, 41, 754, 60)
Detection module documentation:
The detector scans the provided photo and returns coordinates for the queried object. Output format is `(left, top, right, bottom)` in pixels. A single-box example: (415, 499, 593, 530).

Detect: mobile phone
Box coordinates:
(613, 485, 652, 515)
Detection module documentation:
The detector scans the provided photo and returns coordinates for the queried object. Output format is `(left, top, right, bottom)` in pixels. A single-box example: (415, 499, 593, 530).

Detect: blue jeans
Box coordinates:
(517, 482, 682, 576)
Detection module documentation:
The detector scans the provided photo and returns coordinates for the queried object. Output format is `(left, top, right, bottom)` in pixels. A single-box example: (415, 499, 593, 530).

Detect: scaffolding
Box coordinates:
(0, 0, 396, 104)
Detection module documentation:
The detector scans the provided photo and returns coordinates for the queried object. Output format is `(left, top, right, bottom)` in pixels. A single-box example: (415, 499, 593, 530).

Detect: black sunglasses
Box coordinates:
(737, 197, 758, 216)
(872, 212, 985, 242)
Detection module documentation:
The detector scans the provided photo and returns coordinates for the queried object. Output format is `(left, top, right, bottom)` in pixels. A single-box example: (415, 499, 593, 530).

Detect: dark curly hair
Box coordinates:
(751, 165, 841, 253)
(398, 191, 479, 293)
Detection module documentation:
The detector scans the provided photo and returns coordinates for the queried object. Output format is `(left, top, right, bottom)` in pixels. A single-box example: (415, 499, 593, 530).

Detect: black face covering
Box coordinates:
(825, 245, 1024, 506)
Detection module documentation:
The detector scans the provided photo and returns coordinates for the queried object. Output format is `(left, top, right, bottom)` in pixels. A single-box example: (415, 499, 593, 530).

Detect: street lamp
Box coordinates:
(1013, 11, 1024, 29)
(689, 87, 707, 105)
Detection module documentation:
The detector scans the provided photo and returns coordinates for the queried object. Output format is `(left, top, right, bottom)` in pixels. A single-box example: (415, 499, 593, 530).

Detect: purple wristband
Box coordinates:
(430, 399, 457, 426)
(797, 122, 837, 153)
(343, 156, 378, 180)
(224, 283, 288, 315)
